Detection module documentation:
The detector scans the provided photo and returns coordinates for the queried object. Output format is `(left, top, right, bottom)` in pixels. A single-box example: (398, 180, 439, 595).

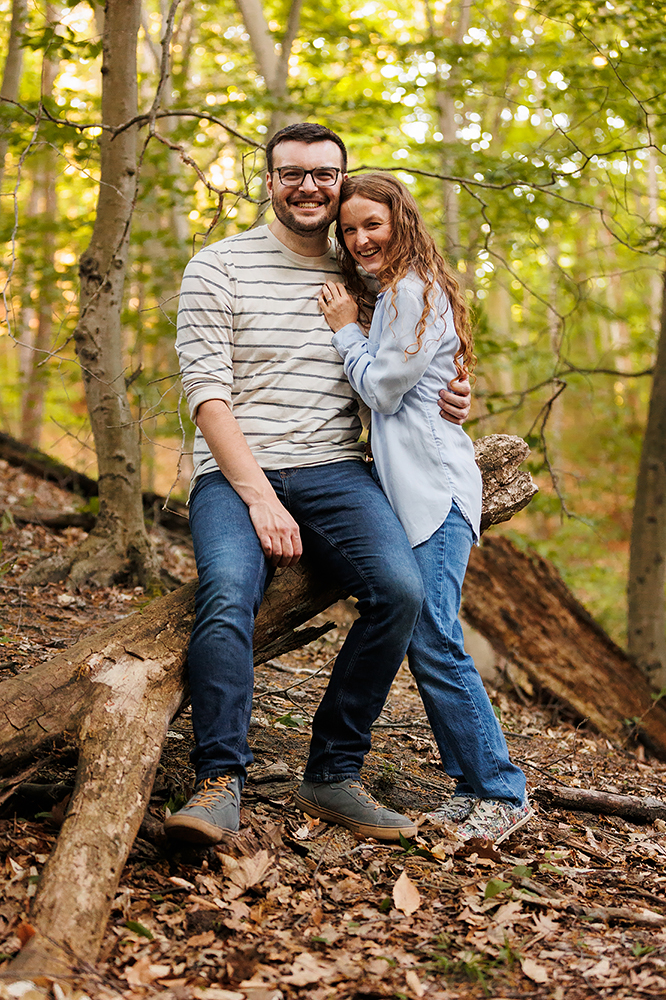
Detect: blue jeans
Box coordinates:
(187, 461, 424, 785)
(408, 503, 526, 806)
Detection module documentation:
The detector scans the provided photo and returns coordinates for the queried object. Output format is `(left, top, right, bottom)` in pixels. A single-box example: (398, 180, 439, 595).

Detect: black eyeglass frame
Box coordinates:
(272, 166, 343, 187)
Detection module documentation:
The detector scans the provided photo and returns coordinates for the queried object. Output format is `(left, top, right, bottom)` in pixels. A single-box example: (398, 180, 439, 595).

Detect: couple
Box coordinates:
(170, 122, 530, 847)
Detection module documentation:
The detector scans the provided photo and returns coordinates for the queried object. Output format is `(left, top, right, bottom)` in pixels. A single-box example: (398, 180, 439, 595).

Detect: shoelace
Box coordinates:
(191, 774, 235, 808)
(463, 800, 504, 832)
(348, 781, 382, 812)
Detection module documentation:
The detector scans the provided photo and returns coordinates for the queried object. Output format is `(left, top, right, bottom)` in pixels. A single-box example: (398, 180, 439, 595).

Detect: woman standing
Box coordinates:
(319, 173, 531, 845)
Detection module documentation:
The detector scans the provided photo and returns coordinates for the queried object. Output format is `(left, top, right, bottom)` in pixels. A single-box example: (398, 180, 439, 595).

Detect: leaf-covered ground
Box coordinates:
(1, 459, 666, 1000)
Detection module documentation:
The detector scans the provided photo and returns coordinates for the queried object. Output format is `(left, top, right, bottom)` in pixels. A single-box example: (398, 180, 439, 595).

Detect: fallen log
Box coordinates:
(0, 429, 189, 533)
(3, 435, 534, 975)
(534, 785, 666, 823)
(508, 875, 666, 927)
(461, 535, 666, 758)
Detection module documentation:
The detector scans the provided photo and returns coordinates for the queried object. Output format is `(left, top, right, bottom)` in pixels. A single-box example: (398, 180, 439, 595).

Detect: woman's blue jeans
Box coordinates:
(187, 461, 424, 785)
(409, 503, 526, 806)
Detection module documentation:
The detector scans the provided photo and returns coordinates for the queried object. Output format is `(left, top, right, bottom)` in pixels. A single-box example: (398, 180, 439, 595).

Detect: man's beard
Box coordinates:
(271, 195, 337, 235)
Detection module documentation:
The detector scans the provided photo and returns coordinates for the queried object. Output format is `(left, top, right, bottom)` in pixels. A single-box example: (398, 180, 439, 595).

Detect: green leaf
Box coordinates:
(539, 862, 564, 875)
(273, 712, 306, 728)
(379, 897, 392, 912)
(484, 878, 512, 899)
(511, 864, 533, 878)
(125, 920, 153, 939)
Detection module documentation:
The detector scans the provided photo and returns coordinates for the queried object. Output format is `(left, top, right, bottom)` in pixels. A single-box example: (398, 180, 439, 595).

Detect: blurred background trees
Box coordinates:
(0, 0, 664, 671)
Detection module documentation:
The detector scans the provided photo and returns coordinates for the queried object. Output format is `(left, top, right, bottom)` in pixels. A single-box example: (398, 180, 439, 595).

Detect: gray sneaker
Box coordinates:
(294, 779, 417, 841)
(164, 773, 241, 845)
(426, 793, 478, 825)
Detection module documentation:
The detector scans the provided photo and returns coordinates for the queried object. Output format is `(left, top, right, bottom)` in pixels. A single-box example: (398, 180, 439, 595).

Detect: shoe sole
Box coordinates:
(164, 814, 237, 845)
(294, 792, 417, 841)
(494, 807, 535, 846)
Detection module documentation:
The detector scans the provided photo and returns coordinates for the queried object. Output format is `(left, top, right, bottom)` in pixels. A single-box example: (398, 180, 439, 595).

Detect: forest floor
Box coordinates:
(1, 458, 666, 1000)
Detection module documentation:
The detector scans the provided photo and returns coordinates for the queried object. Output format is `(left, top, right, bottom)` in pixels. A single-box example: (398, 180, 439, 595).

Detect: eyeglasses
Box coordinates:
(273, 167, 342, 187)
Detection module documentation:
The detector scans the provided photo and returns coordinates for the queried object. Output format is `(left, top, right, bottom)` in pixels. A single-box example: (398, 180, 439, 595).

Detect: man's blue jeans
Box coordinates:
(409, 503, 526, 806)
(187, 461, 424, 785)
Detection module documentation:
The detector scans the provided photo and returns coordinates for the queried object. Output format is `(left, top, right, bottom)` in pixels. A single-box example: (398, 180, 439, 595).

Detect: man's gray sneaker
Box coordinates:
(426, 793, 478, 826)
(457, 798, 534, 846)
(294, 779, 417, 841)
(164, 773, 241, 845)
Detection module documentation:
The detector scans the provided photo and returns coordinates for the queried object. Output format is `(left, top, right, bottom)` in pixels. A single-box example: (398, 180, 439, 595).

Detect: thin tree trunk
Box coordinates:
(235, 0, 305, 224)
(424, 0, 471, 257)
(19, 9, 59, 447)
(22, 0, 160, 589)
(0, 0, 27, 191)
(627, 269, 666, 689)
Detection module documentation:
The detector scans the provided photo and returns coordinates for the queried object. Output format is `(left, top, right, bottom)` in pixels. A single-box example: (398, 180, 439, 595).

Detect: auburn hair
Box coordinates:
(335, 173, 474, 377)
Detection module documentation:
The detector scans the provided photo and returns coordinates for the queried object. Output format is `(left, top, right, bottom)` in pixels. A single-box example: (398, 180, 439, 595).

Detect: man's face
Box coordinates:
(267, 140, 345, 236)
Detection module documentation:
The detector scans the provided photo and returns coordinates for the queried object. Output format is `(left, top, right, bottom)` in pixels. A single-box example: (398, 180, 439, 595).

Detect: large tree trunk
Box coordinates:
(5, 562, 342, 977)
(3, 435, 535, 976)
(21, 0, 160, 590)
(627, 269, 666, 690)
(462, 535, 666, 757)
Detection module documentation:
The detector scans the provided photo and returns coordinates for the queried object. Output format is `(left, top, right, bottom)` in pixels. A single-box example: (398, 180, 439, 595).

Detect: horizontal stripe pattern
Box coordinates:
(176, 226, 364, 477)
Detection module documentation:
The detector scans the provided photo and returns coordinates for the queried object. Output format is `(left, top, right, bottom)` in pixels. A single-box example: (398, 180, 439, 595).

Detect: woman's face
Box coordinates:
(339, 195, 393, 279)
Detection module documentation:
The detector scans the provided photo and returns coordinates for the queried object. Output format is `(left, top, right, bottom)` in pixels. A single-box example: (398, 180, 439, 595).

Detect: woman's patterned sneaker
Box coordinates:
(457, 798, 534, 845)
(426, 793, 478, 825)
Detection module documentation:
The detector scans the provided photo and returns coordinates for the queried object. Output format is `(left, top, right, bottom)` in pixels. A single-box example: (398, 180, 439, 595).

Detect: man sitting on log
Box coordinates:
(168, 123, 470, 845)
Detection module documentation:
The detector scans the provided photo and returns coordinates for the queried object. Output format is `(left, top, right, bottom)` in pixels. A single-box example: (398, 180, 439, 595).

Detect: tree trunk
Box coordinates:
(627, 269, 666, 690)
(21, 0, 160, 590)
(462, 535, 666, 757)
(0, 0, 27, 191)
(3, 435, 535, 976)
(235, 0, 304, 138)
(2, 559, 341, 977)
(19, 9, 60, 447)
(424, 0, 472, 258)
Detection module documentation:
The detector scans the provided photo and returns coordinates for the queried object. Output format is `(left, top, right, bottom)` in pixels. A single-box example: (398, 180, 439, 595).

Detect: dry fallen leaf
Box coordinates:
(393, 870, 421, 916)
(220, 849, 273, 891)
(521, 957, 549, 984)
(405, 968, 426, 997)
(282, 951, 335, 985)
(124, 955, 170, 986)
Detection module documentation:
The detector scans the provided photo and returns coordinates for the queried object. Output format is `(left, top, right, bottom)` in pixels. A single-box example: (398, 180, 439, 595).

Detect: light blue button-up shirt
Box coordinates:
(332, 273, 482, 548)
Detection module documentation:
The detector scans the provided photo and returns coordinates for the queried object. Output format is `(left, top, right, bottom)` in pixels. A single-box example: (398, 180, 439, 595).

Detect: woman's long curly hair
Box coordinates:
(335, 173, 475, 377)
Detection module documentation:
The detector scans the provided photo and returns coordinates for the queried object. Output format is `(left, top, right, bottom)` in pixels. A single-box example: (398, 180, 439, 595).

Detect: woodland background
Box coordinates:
(1, 1, 665, 676)
(2, 3, 666, 997)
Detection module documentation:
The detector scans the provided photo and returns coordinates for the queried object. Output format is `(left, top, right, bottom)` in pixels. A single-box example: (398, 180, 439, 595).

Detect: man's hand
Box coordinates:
(195, 399, 303, 568)
(438, 376, 471, 425)
(248, 498, 303, 568)
(319, 281, 359, 332)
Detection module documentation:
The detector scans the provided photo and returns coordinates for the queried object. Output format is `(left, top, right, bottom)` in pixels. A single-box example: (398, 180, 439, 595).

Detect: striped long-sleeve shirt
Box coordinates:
(176, 225, 365, 482)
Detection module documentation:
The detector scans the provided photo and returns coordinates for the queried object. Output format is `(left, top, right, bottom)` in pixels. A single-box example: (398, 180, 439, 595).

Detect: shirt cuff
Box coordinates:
(331, 323, 366, 357)
(186, 386, 232, 421)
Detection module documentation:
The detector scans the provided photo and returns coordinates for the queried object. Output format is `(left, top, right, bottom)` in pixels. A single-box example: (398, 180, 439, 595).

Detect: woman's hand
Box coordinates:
(318, 281, 359, 332)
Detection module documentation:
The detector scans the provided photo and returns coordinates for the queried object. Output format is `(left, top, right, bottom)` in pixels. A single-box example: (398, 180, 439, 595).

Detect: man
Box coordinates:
(168, 123, 471, 845)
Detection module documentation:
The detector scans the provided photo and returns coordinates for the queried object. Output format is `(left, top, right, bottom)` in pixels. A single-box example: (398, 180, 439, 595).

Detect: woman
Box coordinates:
(319, 173, 531, 845)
